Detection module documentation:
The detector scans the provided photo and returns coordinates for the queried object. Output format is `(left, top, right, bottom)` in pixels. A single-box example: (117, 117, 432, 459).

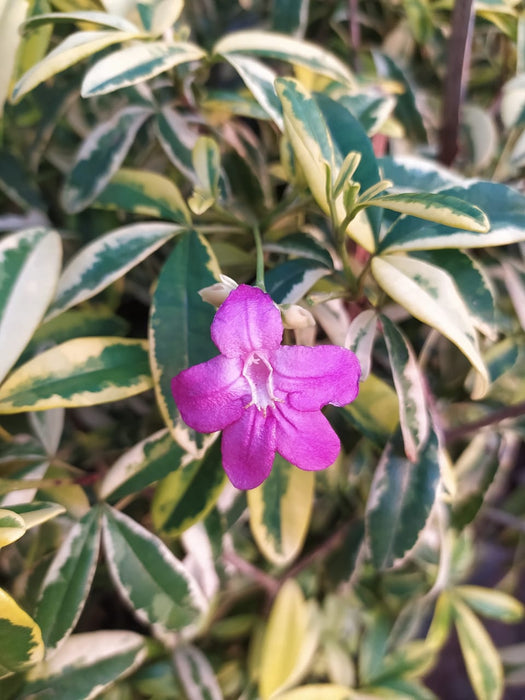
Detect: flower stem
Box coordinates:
(253, 224, 266, 291)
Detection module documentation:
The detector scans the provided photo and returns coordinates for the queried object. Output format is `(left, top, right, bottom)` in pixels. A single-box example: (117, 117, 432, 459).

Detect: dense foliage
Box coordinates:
(1, 1, 525, 698)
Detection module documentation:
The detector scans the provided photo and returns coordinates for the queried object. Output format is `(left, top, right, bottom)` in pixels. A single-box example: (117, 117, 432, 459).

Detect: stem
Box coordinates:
(284, 521, 351, 581)
(222, 550, 279, 596)
(439, 0, 475, 165)
(444, 400, 525, 443)
(253, 224, 266, 291)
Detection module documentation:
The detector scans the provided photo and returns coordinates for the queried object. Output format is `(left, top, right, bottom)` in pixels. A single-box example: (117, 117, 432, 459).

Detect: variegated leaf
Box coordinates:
(136, 0, 183, 35)
(62, 106, 153, 214)
(344, 309, 377, 381)
(7, 501, 66, 530)
(152, 438, 226, 538)
(21, 10, 140, 32)
(366, 428, 440, 569)
(224, 53, 283, 128)
(93, 168, 191, 223)
(81, 40, 205, 97)
(381, 315, 429, 462)
(247, 455, 314, 567)
(0, 588, 44, 678)
(99, 428, 186, 501)
(0, 337, 152, 413)
(47, 222, 180, 320)
(0, 227, 61, 384)
(371, 254, 489, 398)
(0, 509, 26, 548)
(11, 30, 144, 102)
(214, 30, 355, 86)
(173, 645, 223, 700)
(452, 597, 504, 700)
(259, 580, 320, 699)
(370, 192, 489, 232)
(22, 631, 147, 698)
(34, 507, 101, 652)
(0, 0, 27, 117)
(103, 506, 208, 633)
(154, 107, 197, 181)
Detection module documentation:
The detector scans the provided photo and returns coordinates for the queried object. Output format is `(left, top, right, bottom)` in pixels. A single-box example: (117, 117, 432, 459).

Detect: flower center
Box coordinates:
(242, 352, 277, 413)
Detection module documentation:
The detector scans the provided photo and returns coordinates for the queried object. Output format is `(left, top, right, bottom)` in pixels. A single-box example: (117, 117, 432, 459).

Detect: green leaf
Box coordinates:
(93, 168, 191, 224)
(0, 337, 152, 414)
(259, 580, 320, 699)
(264, 232, 333, 268)
(81, 40, 205, 97)
(381, 315, 429, 462)
(265, 258, 330, 304)
(379, 155, 464, 192)
(0, 150, 45, 210)
(366, 429, 440, 569)
(103, 506, 207, 632)
(214, 30, 355, 86)
(371, 192, 489, 232)
(0, 509, 26, 548)
(47, 222, 180, 320)
(224, 53, 283, 128)
(33, 507, 101, 652)
(99, 428, 186, 501)
(173, 645, 223, 700)
(315, 92, 383, 243)
(62, 106, 152, 214)
(455, 586, 524, 623)
(11, 30, 144, 102)
(154, 107, 197, 181)
(371, 254, 489, 398)
(379, 182, 525, 252)
(151, 438, 226, 538)
(373, 52, 427, 142)
(271, 0, 309, 35)
(21, 631, 147, 699)
(247, 455, 314, 567)
(452, 596, 504, 700)
(148, 230, 219, 445)
(0, 227, 62, 384)
(0, 588, 44, 678)
(276, 686, 360, 700)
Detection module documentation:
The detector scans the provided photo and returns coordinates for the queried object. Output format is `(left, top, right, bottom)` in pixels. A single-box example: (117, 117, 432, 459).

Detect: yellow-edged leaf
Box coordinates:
(371, 254, 489, 398)
(0, 508, 26, 547)
(0, 588, 44, 678)
(0, 0, 28, 115)
(248, 456, 314, 567)
(0, 337, 152, 414)
(259, 580, 319, 699)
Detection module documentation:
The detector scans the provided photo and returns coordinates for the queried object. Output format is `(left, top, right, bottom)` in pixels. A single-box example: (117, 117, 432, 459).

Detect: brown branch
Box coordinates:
(444, 400, 525, 443)
(438, 0, 475, 165)
(222, 550, 280, 597)
(285, 520, 352, 581)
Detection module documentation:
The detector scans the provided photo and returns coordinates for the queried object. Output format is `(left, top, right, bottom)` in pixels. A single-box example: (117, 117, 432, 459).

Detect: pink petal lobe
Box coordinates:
(274, 403, 341, 470)
(221, 407, 276, 489)
(272, 345, 361, 411)
(171, 355, 247, 433)
(211, 285, 283, 357)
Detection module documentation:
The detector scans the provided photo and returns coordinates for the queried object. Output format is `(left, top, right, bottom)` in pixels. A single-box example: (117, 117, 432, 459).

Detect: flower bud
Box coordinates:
(281, 304, 316, 330)
(198, 275, 238, 307)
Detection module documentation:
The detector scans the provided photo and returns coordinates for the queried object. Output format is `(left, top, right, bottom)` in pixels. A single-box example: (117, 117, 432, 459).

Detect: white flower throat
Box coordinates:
(242, 351, 279, 413)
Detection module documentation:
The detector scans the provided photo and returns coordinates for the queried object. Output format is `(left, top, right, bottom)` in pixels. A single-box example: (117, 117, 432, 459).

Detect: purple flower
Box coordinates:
(171, 285, 361, 489)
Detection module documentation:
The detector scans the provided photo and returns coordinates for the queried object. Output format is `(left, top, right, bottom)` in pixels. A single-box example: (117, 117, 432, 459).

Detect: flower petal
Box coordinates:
(171, 355, 248, 432)
(211, 284, 283, 357)
(272, 345, 361, 411)
(222, 407, 276, 489)
(275, 403, 341, 470)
